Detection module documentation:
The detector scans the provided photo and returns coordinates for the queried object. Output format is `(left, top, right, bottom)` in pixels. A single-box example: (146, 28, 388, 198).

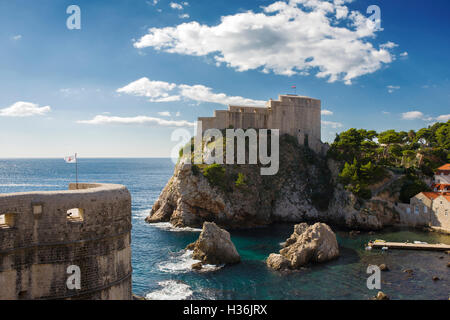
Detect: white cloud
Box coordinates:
(380, 41, 398, 49)
(170, 2, 183, 10)
(436, 114, 450, 122)
(175, 111, 181, 116)
(400, 110, 448, 122)
(157, 111, 171, 116)
(401, 111, 424, 120)
(322, 120, 343, 128)
(134, 0, 397, 84)
(178, 84, 265, 105)
(151, 95, 181, 102)
(321, 109, 333, 116)
(117, 77, 178, 102)
(117, 77, 265, 106)
(400, 51, 408, 57)
(179, 13, 190, 19)
(12, 34, 22, 41)
(77, 115, 194, 127)
(382, 111, 390, 115)
(387, 85, 400, 93)
(59, 87, 89, 96)
(0, 101, 51, 117)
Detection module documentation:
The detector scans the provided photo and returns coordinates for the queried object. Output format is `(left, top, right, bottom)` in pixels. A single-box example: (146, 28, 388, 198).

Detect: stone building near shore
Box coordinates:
(0, 183, 132, 300)
(396, 164, 450, 233)
(198, 94, 325, 154)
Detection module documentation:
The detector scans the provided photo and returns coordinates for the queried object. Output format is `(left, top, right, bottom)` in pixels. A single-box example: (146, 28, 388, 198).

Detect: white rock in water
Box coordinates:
(267, 222, 339, 270)
(187, 222, 240, 265)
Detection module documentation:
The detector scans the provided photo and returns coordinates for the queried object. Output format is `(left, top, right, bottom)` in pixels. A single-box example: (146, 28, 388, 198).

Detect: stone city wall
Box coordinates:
(0, 183, 132, 300)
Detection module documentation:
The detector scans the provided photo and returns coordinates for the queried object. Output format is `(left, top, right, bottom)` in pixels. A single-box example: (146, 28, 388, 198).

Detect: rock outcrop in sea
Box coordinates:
(266, 222, 339, 270)
(146, 134, 399, 230)
(186, 222, 240, 266)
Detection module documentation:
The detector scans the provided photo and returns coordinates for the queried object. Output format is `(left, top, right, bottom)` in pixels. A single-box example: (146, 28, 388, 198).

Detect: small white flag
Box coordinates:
(64, 154, 77, 163)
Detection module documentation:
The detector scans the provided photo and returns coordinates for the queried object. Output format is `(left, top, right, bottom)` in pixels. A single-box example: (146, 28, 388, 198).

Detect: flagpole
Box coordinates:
(291, 85, 297, 95)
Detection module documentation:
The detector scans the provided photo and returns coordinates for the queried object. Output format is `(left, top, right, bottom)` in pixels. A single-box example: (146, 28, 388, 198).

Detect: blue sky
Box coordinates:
(0, 0, 449, 157)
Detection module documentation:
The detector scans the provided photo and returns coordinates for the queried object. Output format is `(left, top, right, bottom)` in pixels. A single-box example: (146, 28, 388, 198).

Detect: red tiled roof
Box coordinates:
(432, 184, 450, 191)
(437, 164, 450, 171)
(421, 192, 440, 200)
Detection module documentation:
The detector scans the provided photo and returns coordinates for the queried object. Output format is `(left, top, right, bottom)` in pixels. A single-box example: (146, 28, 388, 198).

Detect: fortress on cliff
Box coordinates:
(0, 183, 132, 300)
(198, 94, 325, 154)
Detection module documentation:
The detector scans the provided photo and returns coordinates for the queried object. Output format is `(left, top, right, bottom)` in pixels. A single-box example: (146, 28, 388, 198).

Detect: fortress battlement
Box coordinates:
(198, 94, 325, 153)
(0, 183, 132, 300)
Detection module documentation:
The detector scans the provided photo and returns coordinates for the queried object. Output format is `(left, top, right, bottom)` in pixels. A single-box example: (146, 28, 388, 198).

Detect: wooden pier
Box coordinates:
(369, 241, 450, 252)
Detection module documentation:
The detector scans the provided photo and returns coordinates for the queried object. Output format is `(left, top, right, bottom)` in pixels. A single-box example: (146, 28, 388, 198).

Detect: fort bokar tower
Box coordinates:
(198, 94, 325, 154)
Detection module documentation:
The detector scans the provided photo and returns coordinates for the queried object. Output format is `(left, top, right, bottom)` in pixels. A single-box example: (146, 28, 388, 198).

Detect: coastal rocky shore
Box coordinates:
(266, 222, 339, 270)
(146, 136, 399, 230)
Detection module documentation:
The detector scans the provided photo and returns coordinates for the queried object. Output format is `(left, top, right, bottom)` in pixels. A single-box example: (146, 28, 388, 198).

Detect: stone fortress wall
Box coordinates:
(0, 183, 132, 300)
(198, 94, 325, 154)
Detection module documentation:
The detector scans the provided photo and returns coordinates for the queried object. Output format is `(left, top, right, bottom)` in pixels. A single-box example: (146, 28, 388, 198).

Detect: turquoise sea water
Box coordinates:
(0, 158, 449, 300)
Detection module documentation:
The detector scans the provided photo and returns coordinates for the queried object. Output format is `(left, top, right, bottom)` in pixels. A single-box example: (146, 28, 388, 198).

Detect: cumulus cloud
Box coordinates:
(152, 95, 181, 102)
(401, 111, 424, 120)
(170, 2, 183, 10)
(178, 84, 265, 105)
(117, 77, 265, 106)
(321, 109, 333, 116)
(400, 51, 408, 57)
(387, 85, 400, 93)
(134, 0, 397, 84)
(12, 34, 22, 41)
(401, 110, 449, 122)
(77, 115, 194, 127)
(117, 77, 178, 102)
(380, 41, 398, 49)
(179, 13, 190, 19)
(157, 111, 171, 116)
(0, 101, 51, 117)
(322, 120, 343, 128)
(436, 114, 450, 122)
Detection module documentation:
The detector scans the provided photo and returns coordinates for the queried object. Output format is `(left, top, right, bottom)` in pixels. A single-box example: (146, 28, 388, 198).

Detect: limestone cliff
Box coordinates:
(146, 135, 399, 230)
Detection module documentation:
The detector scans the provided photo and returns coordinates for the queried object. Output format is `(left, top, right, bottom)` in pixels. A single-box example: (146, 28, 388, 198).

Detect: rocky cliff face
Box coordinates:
(146, 135, 399, 230)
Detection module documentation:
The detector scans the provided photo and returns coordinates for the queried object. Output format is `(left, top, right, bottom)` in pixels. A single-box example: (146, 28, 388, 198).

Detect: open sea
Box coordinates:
(0, 158, 449, 300)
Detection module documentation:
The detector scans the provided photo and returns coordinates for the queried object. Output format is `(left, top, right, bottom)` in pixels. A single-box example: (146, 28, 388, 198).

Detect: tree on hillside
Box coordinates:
(378, 129, 402, 144)
(328, 122, 448, 200)
(435, 121, 450, 150)
(407, 130, 416, 143)
(338, 159, 358, 185)
(330, 128, 378, 162)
